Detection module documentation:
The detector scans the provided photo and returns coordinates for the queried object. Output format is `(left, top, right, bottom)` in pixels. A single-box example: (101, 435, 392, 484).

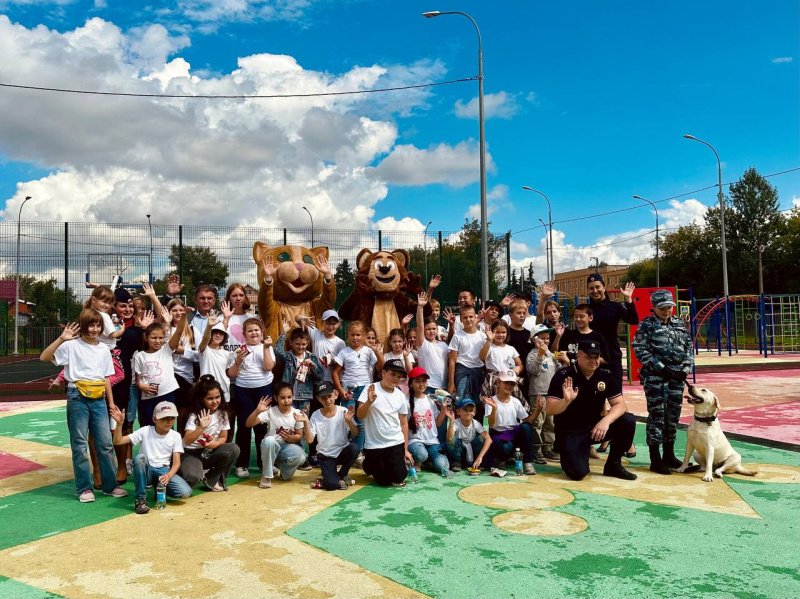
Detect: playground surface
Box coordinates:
(0, 360, 799, 599)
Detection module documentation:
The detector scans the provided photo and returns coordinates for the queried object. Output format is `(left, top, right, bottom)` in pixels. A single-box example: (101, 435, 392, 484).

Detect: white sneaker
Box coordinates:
(235, 467, 250, 479)
(258, 476, 272, 489)
(78, 489, 95, 503)
(103, 486, 129, 498)
(355, 453, 365, 469)
(523, 462, 537, 475)
(125, 459, 133, 475)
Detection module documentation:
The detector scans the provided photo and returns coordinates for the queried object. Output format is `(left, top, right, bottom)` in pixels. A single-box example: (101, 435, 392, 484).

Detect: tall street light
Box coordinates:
(146, 214, 153, 285)
(522, 186, 554, 282)
(683, 134, 728, 297)
(302, 206, 314, 247)
(423, 220, 433, 284)
(424, 10, 488, 301)
(537, 218, 550, 281)
(632, 195, 660, 287)
(14, 196, 32, 356)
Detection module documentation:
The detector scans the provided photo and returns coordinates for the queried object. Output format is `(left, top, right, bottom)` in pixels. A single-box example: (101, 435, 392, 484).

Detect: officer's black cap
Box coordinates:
(577, 340, 601, 355)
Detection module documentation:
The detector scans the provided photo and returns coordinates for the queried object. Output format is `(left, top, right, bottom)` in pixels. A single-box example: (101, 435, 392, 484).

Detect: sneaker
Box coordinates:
(441, 470, 454, 479)
(235, 467, 250, 479)
(258, 476, 272, 489)
(451, 463, 462, 473)
(355, 452, 365, 469)
(125, 459, 133, 475)
(103, 486, 129, 498)
(78, 489, 95, 503)
(338, 479, 349, 490)
(532, 454, 548, 465)
(298, 461, 313, 471)
(273, 467, 280, 477)
(134, 498, 150, 514)
(310, 479, 323, 490)
(201, 478, 224, 492)
(523, 462, 537, 475)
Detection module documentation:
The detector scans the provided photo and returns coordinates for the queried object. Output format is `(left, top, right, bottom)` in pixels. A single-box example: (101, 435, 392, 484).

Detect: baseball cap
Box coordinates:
(407, 367, 429, 380)
(577, 339, 602, 355)
(498, 370, 518, 383)
(153, 401, 178, 419)
(382, 358, 408, 375)
(531, 323, 554, 337)
(314, 380, 336, 398)
(456, 398, 476, 409)
(651, 289, 676, 309)
(321, 309, 340, 322)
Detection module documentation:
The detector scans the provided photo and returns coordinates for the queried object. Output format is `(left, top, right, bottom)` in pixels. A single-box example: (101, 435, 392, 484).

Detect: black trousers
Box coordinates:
(318, 441, 358, 490)
(363, 443, 407, 486)
(555, 412, 636, 481)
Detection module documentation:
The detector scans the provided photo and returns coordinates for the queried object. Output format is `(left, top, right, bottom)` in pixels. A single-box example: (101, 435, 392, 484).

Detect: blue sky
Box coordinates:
(0, 0, 797, 279)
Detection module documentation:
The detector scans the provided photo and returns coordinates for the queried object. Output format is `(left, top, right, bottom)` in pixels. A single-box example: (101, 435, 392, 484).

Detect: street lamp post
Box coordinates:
(423, 220, 432, 284)
(538, 218, 550, 281)
(522, 186, 554, 282)
(14, 196, 32, 356)
(632, 195, 660, 287)
(424, 10, 488, 301)
(302, 206, 314, 247)
(683, 133, 730, 355)
(146, 214, 153, 285)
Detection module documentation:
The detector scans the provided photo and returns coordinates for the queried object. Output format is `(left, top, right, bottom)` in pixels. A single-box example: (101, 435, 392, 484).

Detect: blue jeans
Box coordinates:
(446, 436, 486, 468)
(260, 437, 306, 480)
(132, 454, 192, 500)
(66, 387, 118, 495)
(454, 364, 485, 422)
(409, 441, 450, 475)
(341, 385, 366, 454)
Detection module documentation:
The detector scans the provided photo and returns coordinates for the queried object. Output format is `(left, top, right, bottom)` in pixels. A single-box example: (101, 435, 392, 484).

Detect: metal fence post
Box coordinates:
(64, 222, 69, 323)
(505, 231, 511, 292)
(178, 225, 184, 282)
(283, 228, 287, 246)
(378, 230, 382, 252)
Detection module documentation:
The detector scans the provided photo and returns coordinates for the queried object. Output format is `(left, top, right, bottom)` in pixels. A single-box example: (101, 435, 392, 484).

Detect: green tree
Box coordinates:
(17, 276, 81, 326)
(155, 245, 229, 299)
(333, 259, 356, 309)
(658, 223, 720, 297)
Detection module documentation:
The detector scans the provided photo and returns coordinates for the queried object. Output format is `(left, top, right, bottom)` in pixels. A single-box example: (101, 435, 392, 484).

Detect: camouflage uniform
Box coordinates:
(633, 300, 693, 447)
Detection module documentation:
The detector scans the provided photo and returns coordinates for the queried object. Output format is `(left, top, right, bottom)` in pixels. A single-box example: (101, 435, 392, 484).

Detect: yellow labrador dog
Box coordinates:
(677, 384, 757, 483)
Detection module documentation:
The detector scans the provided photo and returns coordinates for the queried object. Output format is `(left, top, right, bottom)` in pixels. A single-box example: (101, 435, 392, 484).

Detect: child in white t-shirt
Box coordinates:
(415, 294, 450, 391)
(479, 320, 522, 400)
(133, 322, 180, 427)
(445, 398, 492, 471)
(482, 370, 536, 474)
(406, 368, 450, 477)
(245, 383, 306, 488)
(447, 305, 487, 419)
(300, 381, 359, 490)
(198, 320, 235, 399)
(110, 400, 192, 514)
(302, 310, 346, 382)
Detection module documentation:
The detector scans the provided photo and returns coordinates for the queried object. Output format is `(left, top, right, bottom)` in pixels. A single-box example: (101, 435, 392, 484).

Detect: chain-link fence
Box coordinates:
(0, 220, 512, 393)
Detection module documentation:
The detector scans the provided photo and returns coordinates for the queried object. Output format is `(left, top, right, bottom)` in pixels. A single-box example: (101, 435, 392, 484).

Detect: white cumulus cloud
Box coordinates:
(454, 91, 520, 120)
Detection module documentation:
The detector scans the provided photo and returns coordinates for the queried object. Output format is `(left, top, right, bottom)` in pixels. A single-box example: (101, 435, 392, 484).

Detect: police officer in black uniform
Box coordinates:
(546, 340, 637, 481)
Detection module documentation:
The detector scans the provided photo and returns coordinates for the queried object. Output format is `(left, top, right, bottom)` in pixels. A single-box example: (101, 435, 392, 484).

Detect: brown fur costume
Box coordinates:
(338, 248, 429, 344)
(252, 243, 336, 341)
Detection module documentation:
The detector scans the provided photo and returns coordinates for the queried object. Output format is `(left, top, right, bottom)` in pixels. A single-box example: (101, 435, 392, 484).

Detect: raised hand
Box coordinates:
(481, 395, 496, 409)
(428, 275, 441, 289)
(198, 409, 212, 429)
(562, 377, 578, 402)
(444, 404, 455, 419)
(344, 404, 355, 424)
(367, 383, 378, 403)
(220, 300, 233, 319)
(533, 335, 547, 352)
(166, 274, 184, 296)
(621, 281, 636, 301)
(282, 318, 292, 335)
(109, 405, 125, 424)
(263, 255, 277, 281)
(256, 396, 272, 413)
(443, 307, 456, 324)
(485, 327, 495, 343)
(263, 335, 273, 347)
(401, 313, 413, 326)
(141, 282, 157, 297)
(138, 310, 155, 328)
(293, 411, 309, 424)
(477, 308, 487, 322)
(500, 294, 514, 308)
(417, 292, 428, 307)
(541, 282, 555, 298)
(314, 254, 331, 276)
(160, 306, 172, 325)
(555, 322, 565, 337)
(59, 322, 81, 341)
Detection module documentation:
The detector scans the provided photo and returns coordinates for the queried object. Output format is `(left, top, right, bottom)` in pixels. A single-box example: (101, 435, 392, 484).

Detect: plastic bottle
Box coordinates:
(514, 448, 524, 476)
(155, 483, 167, 509)
(407, 462, 419, 483)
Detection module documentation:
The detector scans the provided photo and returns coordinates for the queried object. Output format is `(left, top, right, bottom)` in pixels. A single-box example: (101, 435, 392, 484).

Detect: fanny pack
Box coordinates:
(75, 380, 106, 399)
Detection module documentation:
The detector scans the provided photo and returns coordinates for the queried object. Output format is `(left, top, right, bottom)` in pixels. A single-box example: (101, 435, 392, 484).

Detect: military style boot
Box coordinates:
(661, 440, 683, 469)
(648, 444, 672, 475)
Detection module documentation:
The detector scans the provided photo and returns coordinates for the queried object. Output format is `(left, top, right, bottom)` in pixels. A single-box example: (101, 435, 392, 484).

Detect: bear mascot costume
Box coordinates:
(252, 242, 336, 342)
(338, 248, 430, 344)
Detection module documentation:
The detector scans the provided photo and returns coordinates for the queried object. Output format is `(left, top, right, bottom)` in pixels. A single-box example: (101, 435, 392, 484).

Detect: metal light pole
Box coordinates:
(302, 206, 314, 247)
(522, 186, 554, 282)
(538, 218, 550, 281)
(684, 133, 731, 355)
(146, 214, 153, 285)
(14, 196, 32, 356)
(424, 10, 488, 301)
(632, 195, 660, 287)
(423, 220, 432, 284)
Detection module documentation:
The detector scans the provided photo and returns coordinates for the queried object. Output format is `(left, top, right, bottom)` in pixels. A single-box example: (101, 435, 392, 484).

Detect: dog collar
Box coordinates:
(695, 415, 717, 426)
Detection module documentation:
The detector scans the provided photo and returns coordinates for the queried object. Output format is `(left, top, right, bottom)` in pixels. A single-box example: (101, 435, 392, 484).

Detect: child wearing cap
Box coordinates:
(446, 398, 492, 471)
(110, 401, 192, 514)
(483, 370, 537, 474)
(297, 381, 359, 490)
(406, 367, 451, 477)
(305, 310, 346, 382)
(198, 315, 236, 399)
(526, 324, 559, 463)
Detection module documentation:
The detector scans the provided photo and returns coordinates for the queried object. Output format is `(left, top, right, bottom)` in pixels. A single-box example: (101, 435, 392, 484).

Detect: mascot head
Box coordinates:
(356, 248, 410, 298)
(253, 243, 328, 302)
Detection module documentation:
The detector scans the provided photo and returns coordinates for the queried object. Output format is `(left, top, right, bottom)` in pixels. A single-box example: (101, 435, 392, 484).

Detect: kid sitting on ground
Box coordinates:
(245, 383, 306, 489)
(526, 324, 559, 463)
(445, 398, 492, 471)
(483, 370, 537, 474)
(299, 381, 359, 491)
(407, 367, 451, 477)
(110, 401, 191, 514)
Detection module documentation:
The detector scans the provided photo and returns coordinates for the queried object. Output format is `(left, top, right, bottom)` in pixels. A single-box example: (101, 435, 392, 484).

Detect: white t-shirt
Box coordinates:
(448, 330, 487, 369)
(409, 395, 440, 445)
(358, 383, 408, 450)
(170, 327, 198, 382)
(334, 346, 377, 387)
(256, 405, 304, 438)
(198, 347, 235, 399)
(309, 328, 346, 382)
(183, 410, 230, 449)
(484, 344, 520, 373)
(224, 313, 249, 352)
(453, 418, 485, 444)
(235, 344, 275, 388)
(485, 396, 529, 432)
(133, 345, 180, 400)
(502, 313, 537, 331)
(53, 338, 114, 383)
(416, 339, 450, 389)
(99, 312, 117, 349)
(309, 406, 351, 457)
(128, 426, 184, 468)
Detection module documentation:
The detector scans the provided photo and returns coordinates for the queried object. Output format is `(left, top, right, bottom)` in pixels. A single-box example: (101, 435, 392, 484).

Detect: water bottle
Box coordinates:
(407, 462, 419, 483)
(155, 483, 167, 509)
(514, 448, 524, 476)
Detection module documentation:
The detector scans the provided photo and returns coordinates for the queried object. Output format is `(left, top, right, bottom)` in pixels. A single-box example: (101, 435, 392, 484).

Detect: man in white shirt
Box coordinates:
(357, 359, 414, 487)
